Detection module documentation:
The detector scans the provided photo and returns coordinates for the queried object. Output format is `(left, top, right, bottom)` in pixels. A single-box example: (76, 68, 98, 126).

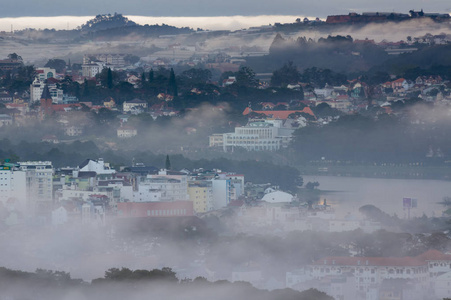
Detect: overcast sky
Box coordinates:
(1, 0, 450, 18)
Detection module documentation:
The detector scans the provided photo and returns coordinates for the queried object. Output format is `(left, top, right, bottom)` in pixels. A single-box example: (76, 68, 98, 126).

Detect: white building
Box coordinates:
(0, 164, 27, 210)
(0, 114, 13, 126)
(307, 250, 451, 300)
(65, 125, 83, 137)
(218, 120, 296, 152)
(434, 271, 451, 299)
(211, 178, 231, 209)
(18, 161, 54, 211)
(117, 125, 137, 138)
(78, 158, 116, 176)
(133, 185, 162, 202)
(123, 98, 148, 113)
(261, 190, 294, 203)
(30, 78, 63, 103)
(82, 62, 104, 78)
(36, 67, 56, 81)
(137, 170, 189, 202)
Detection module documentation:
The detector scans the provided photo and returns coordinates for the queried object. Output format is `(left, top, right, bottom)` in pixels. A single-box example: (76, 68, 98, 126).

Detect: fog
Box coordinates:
(0, 15, 307, 32)
(1, 10, 451, 300)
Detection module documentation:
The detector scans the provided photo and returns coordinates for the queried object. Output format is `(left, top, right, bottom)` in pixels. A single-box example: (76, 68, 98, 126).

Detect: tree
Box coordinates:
(7, 53, 22, 61)
(44, 59, 67, 73)
(236, 66, 259, 88)
(271, 61, 300, 87)
(149, 69, 154, 82)
(165, 154, 171, 170)
(168, 68, 178, 96)
(305, 181, 319, 189)
(107, 68, 113, 89)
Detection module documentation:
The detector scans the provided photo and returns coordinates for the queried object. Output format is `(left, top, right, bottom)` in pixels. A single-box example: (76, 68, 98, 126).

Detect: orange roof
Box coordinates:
(243, 107, 315, 119)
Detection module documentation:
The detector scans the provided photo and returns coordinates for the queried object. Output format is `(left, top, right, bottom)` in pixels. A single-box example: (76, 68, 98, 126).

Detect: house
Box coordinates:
(0, 114, 13, 126)
(65, 125, 83, 137)
(41, 135, 59, 143)
(103, 97, 116, 109)
(122, 98, 148, 113)
(260, 102, 275, 110)
(222, 76, 236, 87)
(261, 191, 294, 203)
(117, 125, 137, 138)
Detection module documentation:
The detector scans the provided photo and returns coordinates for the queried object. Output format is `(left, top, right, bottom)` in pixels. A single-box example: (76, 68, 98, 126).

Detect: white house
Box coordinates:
(261, 191, 294, 203)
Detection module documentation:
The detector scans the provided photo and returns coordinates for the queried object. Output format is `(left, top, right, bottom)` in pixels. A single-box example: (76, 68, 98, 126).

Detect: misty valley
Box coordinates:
(0, 9, 451, 300)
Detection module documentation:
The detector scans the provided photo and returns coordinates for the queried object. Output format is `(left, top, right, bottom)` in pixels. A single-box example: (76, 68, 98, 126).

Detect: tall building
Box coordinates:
(30, 78, 63, 103)
(188, 180, 214, 213)
(0, 163, 26, 210)
(138, 170, 189, 202)
(18, 161, 54, 212)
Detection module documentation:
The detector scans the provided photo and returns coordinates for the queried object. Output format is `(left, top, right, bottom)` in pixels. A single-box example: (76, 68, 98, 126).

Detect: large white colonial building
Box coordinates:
(215, 119, 296, 152)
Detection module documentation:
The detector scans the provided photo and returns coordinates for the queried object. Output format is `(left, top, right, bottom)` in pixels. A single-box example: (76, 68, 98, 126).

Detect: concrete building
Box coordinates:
(82, 62, 104, 78)
(123, 98, 148, 113)
(142, 170, 189, 202)
(78, 158, 116, 176)
(117, 125, 137, 138)
(216, 120, 296, 152)
(30, 78, 63, 103)
(188, 180, 214, 213)
(209, 133, 224, 147)
(18, 161, 54, 212)
(0, 163, 27, 210)
(117, 201, 194, 218)
(36, 68, 56, 81)
(211, 178, 231, 209)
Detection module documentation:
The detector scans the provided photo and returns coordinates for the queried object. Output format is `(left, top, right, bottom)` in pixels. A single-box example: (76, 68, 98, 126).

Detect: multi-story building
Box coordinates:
(209, 133, 224, 147)
(211, 178, 232, 209)
(30, 79, 63, 103)
(35, 68, 56, 81)
(304, 250, 451, 300)
(188, 180, 214, 213)
(81, 62, 104, 78)
(132, 170, 189, 203)
(117, 201, 194, 218)
(213, 120, 296, 152)
(83, 54, 126, 66)
(18, 161, 54, 212)
(0, 163, 26, 209)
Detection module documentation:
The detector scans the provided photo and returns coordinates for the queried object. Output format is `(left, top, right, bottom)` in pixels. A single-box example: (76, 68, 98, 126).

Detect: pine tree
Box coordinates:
(149, 69, 154, 82)
(141, 72, 146, 83)
(107, 68, 113, 89)
(165, 155, 171, 170)
(168, 68, 178, 97)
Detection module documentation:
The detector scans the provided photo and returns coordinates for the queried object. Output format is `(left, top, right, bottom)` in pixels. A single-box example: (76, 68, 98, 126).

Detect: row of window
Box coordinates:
(146, 209, 187, 216)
